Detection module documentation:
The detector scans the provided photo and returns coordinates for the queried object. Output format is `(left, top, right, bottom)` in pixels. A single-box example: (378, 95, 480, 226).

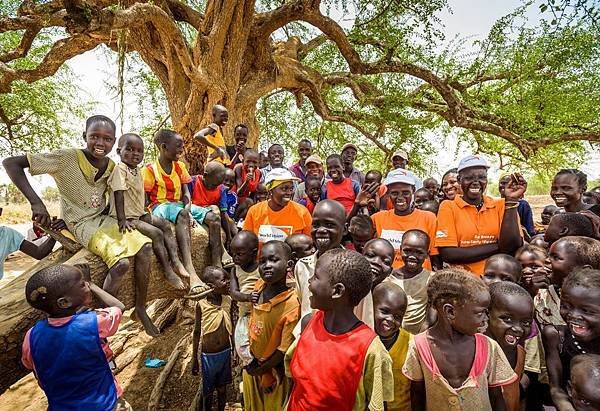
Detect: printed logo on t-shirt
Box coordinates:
(436, 230, 447, 238)
(459, 234, 497, 246)
(258, 225, 293, 243)
(381, 229, 405, 249)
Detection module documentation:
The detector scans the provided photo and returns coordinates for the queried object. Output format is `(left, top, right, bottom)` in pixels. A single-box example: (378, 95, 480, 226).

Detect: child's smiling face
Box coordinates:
(326, 158, 344, 183)
(400, 234, 428, 274)
(373, 287, 407, 339)
(363, 240, 394, 287)
(551, 173, 584, 210)
(487, 293, 533, 351)
(560, 284, 600, 343)
(569, 361, 600, 411)
(84, 121, 116, 160)
(160, 133, 185, 162)
(308, 253, 335, 310)
(305, 179, 322, 203)
(311, 201, 346, 254)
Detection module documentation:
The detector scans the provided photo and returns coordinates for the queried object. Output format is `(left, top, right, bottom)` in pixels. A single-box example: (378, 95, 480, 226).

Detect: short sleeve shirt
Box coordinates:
(249, 279, 300, 359)
(27, 149, 115, 228)
(435, 195, 508, 275)
(371, 208, 439, 270)
(142, 160, 192, 209)
(403, 332, 517, 411)
(0, 226, 24, 278)
(190, 176, 228, 211)
(22, 307, 123, 397)
(243, 201, 312, 251)
(108, 163, 146, 219)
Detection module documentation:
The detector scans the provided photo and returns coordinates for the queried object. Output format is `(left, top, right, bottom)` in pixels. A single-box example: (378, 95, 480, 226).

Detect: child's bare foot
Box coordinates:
(134, 306, 160, 337)
(173, 260, 190, 279)
(164, 268, 186, 290)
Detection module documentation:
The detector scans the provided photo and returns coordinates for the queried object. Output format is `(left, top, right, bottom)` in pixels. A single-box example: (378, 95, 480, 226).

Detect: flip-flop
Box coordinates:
(184, 285, 213, 300)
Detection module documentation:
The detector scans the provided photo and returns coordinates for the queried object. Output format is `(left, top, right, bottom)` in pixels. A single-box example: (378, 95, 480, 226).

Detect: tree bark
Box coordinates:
(0, 226, 211, 394)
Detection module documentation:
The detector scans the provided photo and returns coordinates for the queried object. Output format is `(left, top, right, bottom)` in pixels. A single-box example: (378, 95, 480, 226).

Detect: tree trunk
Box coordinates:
(0, 226, 211, 394)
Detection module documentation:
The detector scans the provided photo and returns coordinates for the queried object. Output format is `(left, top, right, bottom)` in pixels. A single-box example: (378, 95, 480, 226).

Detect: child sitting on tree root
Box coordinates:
(108, 133, 188, 290)
(142, 129, 223, 299)
(3, 115, 158, 336)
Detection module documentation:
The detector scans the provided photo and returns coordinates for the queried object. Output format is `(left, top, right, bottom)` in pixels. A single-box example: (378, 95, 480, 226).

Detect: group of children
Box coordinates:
(5, 108, 600, 410)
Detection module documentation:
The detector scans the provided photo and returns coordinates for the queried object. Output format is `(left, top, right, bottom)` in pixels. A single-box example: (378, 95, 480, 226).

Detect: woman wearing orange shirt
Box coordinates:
(435, 155, 526, 275)
(243, 169, 312, 250)
(371, 170, 442, 270)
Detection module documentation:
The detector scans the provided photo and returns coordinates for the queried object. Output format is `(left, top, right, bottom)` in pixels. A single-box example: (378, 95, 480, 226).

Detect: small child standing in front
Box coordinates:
(373, 282, 412, 411)
(109, 133, 187, 290)
(22, 264, 129, 410)
(403, 268, 517, 411)
(143, 129, 220, 298)
(191, 266, 232, 411)
(345, 214, 375, 253)
(228, 230, 260, 365)
(486, 281, 534, 411)
(243, 241, 300, 410)
(386, 229, 434, 334)
(286, 249, 394, 410)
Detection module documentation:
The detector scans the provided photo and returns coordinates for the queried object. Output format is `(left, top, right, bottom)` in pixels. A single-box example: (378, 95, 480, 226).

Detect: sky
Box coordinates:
(1, 0, 598, 190)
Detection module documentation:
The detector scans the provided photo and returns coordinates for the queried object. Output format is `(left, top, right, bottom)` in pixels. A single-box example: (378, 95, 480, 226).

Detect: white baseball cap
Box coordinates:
(264, 168, 300, 187)
(392, 149, 408, 161)
(384, 169, 415, 186)
(457, 155, 490, 172)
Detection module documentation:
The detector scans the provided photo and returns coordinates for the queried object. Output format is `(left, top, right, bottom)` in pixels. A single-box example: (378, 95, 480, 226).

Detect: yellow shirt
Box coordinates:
(206, 124, 230, 165)
(198, 295, 233, 335)
(387, 329, 413, 411)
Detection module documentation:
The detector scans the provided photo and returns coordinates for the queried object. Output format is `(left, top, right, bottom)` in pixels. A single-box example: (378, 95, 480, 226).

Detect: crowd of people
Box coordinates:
(2, 105, 600, 411)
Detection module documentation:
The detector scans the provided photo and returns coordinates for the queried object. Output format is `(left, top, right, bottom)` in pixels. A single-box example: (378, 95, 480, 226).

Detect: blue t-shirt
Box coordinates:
(225, 190, 238, 219)
(0, 226, 24, 279)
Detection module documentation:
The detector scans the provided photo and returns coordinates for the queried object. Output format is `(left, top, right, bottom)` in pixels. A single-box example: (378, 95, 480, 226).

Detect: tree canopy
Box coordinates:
(0, 0, 598, 175)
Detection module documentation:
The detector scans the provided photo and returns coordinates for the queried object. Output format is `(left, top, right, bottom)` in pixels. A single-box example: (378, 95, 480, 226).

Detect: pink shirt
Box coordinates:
(22, 307, 123, 397)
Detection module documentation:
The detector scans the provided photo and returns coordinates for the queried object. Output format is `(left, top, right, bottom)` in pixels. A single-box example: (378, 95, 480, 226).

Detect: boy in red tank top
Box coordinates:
(323, 154, 361, 215)
(285, 249, 394, 411)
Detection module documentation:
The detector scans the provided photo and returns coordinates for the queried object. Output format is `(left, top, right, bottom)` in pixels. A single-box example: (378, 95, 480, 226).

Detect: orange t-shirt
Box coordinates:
(435, 195, 511, 275)
(243, 200, 312, 252)
(371, 208, 438, 270)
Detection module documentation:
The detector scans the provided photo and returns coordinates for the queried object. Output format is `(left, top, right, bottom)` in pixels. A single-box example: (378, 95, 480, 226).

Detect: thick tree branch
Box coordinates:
(0, 26, 40, 63)
(0, 34, 99, 92)
(165, 0, 203, 29)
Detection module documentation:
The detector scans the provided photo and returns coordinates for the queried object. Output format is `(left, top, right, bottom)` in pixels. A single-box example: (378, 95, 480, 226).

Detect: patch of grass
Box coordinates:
(0, 201, 60, 225)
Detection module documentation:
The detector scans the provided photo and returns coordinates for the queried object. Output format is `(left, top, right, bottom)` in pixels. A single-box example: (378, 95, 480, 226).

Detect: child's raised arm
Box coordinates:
(78, 263, 125, 311)
(2, 155, 51, 227)
(194, 126, 226, 161)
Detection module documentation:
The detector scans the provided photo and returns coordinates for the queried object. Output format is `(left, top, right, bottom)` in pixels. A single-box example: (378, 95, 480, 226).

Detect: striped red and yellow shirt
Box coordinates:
(142, 160, 192, 210)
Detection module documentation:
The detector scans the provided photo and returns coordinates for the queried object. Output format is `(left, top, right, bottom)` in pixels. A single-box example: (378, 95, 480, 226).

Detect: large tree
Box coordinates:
(1, 0, 599, 174)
